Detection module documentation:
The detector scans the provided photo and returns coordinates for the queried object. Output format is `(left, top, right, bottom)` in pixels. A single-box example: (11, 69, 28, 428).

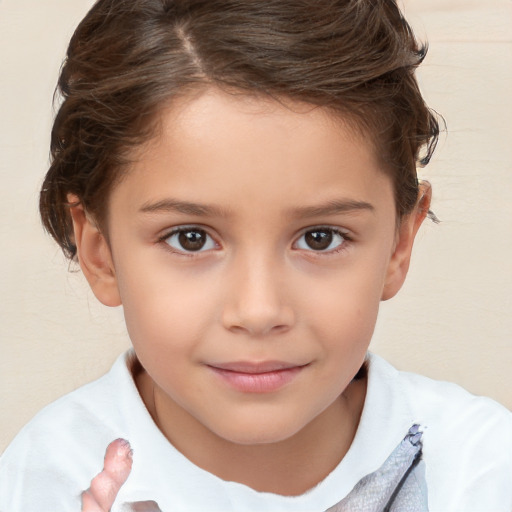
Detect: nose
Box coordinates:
(221, 253, 295, 337)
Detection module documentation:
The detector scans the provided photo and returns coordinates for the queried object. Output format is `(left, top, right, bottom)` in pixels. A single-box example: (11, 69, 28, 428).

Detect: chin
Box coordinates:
(213, 415, 306, 446)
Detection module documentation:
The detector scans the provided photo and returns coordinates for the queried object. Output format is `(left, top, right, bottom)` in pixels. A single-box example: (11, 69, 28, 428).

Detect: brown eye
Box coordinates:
(165, 228, 216, 253)
(296, 228, 345, 252)
(305, 230, 332, 250)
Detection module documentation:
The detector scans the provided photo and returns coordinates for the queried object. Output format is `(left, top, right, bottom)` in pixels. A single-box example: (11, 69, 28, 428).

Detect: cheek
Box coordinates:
(310, 290, 379, 365)
(300, 259, 387, 351)
(114, 256, 221, 357)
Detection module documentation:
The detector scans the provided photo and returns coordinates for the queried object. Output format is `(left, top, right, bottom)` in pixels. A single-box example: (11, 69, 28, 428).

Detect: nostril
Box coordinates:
(271, 324, 291, 334)
(228, 324, 248, 335)
(226, 316, 294, 337)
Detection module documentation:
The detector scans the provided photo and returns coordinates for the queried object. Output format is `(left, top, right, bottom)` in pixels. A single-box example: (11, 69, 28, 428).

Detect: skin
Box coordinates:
(81, 439, 132, 511)
(73, 89, 430, 510)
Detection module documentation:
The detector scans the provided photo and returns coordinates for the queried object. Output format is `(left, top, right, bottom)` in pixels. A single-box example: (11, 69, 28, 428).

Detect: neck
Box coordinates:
(136, 369, 366, 496)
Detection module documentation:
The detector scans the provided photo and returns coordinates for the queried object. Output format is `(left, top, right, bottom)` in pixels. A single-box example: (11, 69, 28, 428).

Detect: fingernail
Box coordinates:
(116, 438, 133, 459)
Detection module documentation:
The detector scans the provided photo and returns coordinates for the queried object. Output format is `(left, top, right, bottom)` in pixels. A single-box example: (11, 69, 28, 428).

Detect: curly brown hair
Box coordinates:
(40, 0, 440, 260)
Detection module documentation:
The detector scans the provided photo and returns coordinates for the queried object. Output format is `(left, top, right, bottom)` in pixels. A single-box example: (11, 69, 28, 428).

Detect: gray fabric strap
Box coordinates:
(326, 425, 428, 512)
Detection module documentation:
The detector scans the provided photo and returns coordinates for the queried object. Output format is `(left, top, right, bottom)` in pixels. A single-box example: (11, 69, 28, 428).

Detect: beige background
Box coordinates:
(0, 0, 511, 454)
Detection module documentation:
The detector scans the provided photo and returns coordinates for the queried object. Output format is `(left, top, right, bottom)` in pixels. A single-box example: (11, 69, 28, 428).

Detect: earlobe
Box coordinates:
(381, 182, 432, 301)
(68, 195, 121, 307)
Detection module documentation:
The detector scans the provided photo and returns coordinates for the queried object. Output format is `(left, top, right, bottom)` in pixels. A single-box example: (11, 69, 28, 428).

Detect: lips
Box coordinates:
(207, 361, 307, 393)
(210, 361, 302, 373)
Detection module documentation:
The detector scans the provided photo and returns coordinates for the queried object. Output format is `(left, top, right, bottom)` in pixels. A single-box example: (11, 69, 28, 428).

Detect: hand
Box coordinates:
(81, 438, 133, 512)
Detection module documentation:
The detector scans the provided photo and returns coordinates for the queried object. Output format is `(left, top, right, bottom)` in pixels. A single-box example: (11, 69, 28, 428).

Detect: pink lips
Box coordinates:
(208, 361, 306, 393)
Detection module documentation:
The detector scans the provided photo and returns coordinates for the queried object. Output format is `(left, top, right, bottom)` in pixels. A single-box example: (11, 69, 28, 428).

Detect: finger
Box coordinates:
(81, 489, 105, 512)
(84, 438, 133, 511)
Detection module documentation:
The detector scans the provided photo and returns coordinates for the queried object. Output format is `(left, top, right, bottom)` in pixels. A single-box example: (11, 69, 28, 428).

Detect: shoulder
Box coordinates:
(367, 352, 511, 426)
(3, 350, 135, 447)
(366, 353, 512, 511)
(391, 357, 511, 437)
(0, 351, 137, 510)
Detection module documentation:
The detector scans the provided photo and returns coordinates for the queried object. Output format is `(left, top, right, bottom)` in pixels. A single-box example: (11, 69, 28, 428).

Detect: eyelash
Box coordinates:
(158, 225, 352, 257)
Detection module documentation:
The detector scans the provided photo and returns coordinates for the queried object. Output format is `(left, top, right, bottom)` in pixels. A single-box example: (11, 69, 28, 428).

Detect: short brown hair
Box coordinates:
(40, 0, 440, 259)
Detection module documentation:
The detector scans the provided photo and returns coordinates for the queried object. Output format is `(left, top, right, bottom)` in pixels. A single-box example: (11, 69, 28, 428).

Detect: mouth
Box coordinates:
(206, 361, 309, 393)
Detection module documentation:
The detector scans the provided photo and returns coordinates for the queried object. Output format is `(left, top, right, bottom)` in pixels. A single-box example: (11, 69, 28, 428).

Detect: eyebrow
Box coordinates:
(290, 199, 375, 218)
(139, 199, 230, 217)
(139, 198, 374, 218)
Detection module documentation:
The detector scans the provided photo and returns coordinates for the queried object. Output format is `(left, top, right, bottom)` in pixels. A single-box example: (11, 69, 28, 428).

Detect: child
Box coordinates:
(1, 0, 511, 510)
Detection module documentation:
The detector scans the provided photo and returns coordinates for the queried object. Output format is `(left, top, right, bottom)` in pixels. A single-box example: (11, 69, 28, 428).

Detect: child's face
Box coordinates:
(76, 89, 422, 445)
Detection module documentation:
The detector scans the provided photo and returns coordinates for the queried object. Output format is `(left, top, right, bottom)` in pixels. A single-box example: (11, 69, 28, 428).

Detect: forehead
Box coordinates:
(155, 88, 373, 153)
(113, 88, 394, 220)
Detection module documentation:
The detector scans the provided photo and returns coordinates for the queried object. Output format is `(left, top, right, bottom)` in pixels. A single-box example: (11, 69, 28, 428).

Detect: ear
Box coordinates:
(381, 182, 432, 301)
(68, 195, 121, 307)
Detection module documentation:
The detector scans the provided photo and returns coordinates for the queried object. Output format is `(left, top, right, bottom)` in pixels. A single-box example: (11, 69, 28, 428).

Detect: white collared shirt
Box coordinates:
(1, 351, 511, 511)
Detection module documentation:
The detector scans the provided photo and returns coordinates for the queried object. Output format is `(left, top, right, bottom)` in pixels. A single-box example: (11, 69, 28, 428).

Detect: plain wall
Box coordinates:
(1, 0, 511, 453)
